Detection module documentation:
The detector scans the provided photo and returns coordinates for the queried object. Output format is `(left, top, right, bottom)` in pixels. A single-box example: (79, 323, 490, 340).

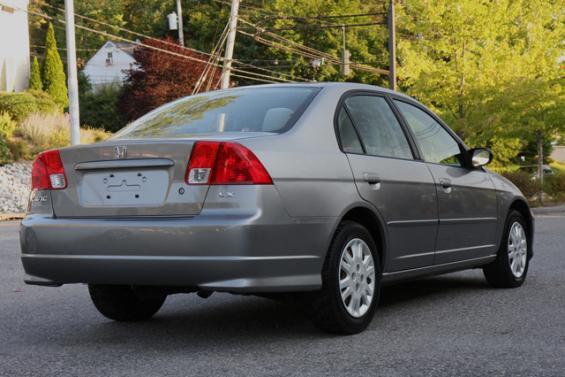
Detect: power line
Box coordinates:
(37, 1, 309, 84)
(41, 2, 214, 58)
(21, 5, 299, 84)
(238, 18, 388, 76)
(268, 21, 386, 31)
(261, 12, 387, 21)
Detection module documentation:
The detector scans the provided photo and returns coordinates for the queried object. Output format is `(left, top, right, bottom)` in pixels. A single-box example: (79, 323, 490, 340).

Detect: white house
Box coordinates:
(83, 41, 137, 90)
(0, 0, 30, 92)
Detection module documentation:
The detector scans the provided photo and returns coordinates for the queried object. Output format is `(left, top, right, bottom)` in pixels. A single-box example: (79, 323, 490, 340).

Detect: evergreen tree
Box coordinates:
(42, 23, 68, 108)
(29, 56, 42, 91)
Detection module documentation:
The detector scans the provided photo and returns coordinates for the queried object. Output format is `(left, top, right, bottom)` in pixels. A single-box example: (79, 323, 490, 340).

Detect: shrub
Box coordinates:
(0, 112, 16, 138)
(0, 135, 13, 165)
(42, 23, 68, 108)
(81, 128, 111, 144)
(7, 138, 32, 161)
(501, 171, 539, 198)
(0, 91, 60, 122)
(544, 173, 565, 202)
(80, 85, 127, 132)
(29, 56, 42, 91)
(29, 90, 61, 114)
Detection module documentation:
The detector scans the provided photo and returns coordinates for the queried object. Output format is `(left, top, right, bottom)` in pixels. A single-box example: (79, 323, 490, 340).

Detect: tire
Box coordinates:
(483, 210, 530, 288)
(309, 221, 381, 334)
(88, 284, 166, 322)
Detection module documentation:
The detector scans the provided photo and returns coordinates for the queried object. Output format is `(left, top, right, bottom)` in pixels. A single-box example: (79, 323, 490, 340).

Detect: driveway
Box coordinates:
(1, 216, 564, 376)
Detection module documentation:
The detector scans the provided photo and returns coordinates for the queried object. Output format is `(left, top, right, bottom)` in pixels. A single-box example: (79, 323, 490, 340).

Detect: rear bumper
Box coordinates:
(20, 212, 334, 293)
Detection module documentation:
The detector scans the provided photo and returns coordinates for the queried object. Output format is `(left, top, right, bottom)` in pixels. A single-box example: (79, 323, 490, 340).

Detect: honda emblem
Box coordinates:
(114, 146, 127, 159)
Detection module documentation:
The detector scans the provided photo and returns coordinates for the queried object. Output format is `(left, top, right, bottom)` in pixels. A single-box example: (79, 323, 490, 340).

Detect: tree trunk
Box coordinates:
(536, 131, 544, 206)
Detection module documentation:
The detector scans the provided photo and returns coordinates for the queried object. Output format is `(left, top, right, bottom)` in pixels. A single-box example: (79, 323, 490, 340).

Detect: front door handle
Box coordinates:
(439, 178, 452, 188)
(439, 178, 452, 193)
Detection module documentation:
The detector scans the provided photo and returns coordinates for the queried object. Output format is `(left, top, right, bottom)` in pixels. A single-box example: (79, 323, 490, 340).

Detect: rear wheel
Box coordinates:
(309, 221, 381, 334)
(483, 210, 530, 288)
(89, 285, 166, 321)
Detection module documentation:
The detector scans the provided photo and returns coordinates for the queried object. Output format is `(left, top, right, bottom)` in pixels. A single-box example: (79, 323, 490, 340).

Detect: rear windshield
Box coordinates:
(115, 87, 320, 138)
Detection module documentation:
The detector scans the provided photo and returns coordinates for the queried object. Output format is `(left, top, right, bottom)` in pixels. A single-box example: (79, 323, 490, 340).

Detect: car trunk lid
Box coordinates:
(50, 135, 268, 218)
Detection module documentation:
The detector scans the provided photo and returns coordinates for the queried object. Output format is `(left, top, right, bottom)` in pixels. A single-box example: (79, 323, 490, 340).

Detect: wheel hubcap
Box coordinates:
(508, 222, 527, 278)
(338, 238, 375, 318)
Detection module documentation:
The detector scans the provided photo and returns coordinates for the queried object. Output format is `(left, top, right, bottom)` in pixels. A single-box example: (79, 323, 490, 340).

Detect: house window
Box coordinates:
(106, 52, 113, 66)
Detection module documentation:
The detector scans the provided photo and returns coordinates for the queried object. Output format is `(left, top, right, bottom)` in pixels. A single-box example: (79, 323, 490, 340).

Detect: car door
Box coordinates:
(337, 92, 438, 272)
(393, 99, 498, 265)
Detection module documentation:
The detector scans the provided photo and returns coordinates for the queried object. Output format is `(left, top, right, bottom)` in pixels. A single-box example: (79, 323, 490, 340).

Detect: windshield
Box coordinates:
(115, 87, 320, 138)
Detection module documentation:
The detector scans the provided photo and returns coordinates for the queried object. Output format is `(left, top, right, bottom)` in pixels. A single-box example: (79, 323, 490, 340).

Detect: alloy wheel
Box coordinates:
(508, 222, 527, 278)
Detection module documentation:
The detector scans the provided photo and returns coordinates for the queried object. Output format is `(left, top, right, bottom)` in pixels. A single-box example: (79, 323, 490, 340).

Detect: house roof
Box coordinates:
(114, 41, 136, 57)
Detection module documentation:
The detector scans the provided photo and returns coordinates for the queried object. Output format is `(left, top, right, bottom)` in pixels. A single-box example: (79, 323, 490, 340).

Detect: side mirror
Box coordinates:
(469, 148, 493, 168)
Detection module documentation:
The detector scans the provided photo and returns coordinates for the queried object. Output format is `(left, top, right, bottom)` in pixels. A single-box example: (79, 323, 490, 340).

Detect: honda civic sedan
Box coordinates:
(20, 83, 533, 334)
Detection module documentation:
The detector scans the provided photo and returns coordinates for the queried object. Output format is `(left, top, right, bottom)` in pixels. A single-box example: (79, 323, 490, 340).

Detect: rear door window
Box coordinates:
(336, 107, 364, 154)
(343, 95, 413, 159)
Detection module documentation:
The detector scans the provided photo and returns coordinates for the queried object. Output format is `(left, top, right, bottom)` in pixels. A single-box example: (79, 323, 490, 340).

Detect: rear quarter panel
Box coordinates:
(238, 86, 369, 257)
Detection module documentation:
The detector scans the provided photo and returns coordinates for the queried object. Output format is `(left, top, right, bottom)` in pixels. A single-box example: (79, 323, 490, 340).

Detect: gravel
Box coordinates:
(0, 162, 31, 213)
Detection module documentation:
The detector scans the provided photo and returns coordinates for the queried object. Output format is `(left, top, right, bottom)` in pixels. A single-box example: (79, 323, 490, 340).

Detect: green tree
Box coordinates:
(29, 56, 42, 91)
(42, 22, 68, 108)
(396, 0, 564, 166)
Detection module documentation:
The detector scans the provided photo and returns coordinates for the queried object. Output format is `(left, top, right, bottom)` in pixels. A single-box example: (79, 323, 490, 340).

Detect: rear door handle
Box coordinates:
(363, 173, 381, 184)
(363, 173, 382, 190)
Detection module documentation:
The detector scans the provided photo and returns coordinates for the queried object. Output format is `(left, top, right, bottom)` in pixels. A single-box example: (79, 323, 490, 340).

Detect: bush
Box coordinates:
(0, 136, 13, 165)
(0, 91, 60, 122)
(7, 138, 32, 161)
(80, 85, 127, 132)
(0, 112, 16, 138)
(42, 23, 68, 108)
(501, 171, 539, 198)
(545, 173, 565, 202)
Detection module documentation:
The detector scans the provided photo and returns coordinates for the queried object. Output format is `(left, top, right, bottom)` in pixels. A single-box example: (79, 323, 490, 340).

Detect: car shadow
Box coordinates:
(110, 274, 483, 338)
(27, 273, 492, 348)
(379, 273, 488, 310)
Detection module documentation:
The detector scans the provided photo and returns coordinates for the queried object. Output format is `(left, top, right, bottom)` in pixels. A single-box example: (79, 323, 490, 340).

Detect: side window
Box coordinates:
(343, 96, 413, 159)
(337, 107, 363, 154)
(394, 100, 463, 167)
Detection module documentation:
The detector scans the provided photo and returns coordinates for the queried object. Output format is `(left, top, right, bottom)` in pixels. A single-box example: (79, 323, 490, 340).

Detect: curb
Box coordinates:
(531, 205, 565, 216)
(0, 213, 25, 221)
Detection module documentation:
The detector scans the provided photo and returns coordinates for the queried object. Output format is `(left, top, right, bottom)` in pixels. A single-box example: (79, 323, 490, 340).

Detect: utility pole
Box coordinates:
(220, 0, 240, 89)
(388, 0, 396, 91)
(340, 25, 350, 76)
(64, 0, 80, 145)
(176, 0, 185, 47)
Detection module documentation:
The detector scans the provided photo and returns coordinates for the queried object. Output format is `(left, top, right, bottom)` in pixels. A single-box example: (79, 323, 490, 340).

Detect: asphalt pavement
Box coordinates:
(1, 216, 564, 377)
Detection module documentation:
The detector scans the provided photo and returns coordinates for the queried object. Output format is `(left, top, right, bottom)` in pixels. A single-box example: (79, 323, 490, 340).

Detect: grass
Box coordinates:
(14, 113, 110, 158)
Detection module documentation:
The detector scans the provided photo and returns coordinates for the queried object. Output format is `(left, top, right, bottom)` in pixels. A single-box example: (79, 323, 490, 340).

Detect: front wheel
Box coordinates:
(483, 210, 530, 288)
(89, 285, 166, 321)
(309, 221, 381, 334)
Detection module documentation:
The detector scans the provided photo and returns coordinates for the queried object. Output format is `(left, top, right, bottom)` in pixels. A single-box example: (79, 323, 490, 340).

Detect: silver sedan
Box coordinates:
(20, 83, 533, 334)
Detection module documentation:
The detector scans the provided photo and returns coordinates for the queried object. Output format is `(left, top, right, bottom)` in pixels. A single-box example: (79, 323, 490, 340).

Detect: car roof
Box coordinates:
(216, 82, 415, 101)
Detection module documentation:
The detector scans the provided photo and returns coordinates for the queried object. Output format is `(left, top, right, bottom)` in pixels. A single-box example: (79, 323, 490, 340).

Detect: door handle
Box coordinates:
(439, 178, 452, 188)
(363, 173, 382, 190)
(439, 178, 452, 193)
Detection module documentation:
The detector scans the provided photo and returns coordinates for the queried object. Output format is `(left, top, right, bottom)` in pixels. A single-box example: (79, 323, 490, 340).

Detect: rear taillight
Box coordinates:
(31, 150, 67, 190)
(186, 141, 272, 185)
